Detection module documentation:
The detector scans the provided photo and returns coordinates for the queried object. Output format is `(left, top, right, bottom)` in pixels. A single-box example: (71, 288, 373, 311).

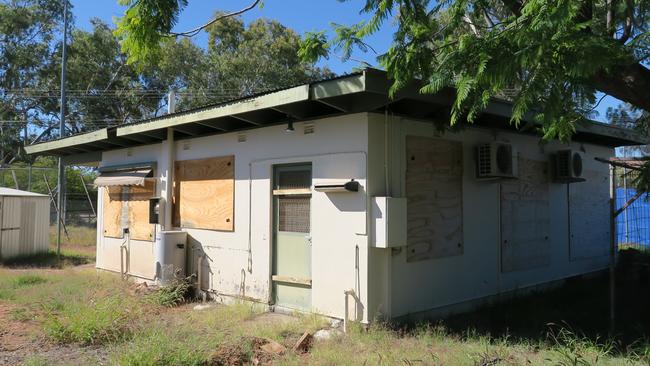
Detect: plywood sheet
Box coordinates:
(406, 136, 463, 262)
(500, 158, 550, 272)
(103, 186, 124, 238)
(126, 180, 156, 241)
(569, 169, 610, 260)
(174, 156, 235, 231)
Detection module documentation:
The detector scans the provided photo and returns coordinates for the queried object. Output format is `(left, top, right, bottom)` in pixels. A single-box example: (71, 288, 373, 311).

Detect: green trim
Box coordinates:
(116, 85, 310, 137)
(24, 129, 109, 154)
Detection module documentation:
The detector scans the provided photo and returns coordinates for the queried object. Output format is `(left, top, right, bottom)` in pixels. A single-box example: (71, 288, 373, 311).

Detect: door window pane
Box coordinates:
(278, 196, 310, 233)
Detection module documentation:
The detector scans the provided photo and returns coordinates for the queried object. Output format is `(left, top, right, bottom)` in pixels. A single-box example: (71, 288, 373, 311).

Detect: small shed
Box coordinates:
(0, 188, 50, 260)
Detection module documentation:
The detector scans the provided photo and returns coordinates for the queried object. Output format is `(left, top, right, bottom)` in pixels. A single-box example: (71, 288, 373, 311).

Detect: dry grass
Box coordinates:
(0, 267, 648, 365)
(49, 224, 96, 248)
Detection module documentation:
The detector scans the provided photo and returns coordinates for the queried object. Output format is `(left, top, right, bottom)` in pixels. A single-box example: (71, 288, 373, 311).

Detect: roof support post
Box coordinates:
(161, 127, 175, 231)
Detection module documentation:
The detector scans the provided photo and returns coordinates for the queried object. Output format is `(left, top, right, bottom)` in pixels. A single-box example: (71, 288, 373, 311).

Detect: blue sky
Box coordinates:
(69, 0, 619, 122)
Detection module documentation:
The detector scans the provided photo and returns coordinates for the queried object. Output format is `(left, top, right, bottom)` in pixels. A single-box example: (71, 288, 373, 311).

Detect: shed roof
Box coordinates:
(24, 68, 648, 158)
(0, 188, 48, 197)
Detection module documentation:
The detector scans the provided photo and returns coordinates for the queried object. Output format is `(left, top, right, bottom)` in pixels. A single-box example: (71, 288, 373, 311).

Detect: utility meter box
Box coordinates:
(372, 197, 407, 248)
(149, 197, 161, 224)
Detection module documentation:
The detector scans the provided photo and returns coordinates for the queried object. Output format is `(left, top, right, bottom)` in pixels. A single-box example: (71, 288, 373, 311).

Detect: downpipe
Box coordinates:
(120, 231, 129, 280)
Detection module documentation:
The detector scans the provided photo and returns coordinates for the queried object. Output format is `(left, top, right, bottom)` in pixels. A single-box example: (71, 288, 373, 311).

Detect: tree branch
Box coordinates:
(168, 0, 262, 38)
(606, 0, 615, 37)
(591, 62, 650, 112)
(619, 0, 633, 43)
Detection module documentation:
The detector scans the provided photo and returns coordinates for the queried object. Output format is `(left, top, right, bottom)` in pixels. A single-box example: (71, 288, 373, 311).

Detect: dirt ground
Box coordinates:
(0, 272, 298, 366)
(0, 304, 106, 365)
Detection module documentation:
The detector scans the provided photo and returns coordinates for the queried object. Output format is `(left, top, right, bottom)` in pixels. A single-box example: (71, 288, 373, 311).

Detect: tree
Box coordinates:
(150, 14, 333, 111)
(114, 0, 262, 65)
(0, 0, 65, 164)
(301, 0, 649, 141)
(64, 19, 168, 132)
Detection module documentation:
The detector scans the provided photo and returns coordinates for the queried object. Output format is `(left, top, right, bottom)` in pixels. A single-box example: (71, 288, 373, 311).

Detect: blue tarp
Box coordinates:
(616, 188, 650, 248)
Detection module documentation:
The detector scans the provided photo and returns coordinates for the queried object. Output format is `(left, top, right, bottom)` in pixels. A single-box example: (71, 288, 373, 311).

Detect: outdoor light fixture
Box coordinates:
(285, 120, 295, 133)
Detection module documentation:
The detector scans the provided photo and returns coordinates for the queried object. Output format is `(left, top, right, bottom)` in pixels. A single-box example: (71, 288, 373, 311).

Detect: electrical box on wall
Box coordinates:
(149, 197, 161, 224)
(372, 197, 407, 248)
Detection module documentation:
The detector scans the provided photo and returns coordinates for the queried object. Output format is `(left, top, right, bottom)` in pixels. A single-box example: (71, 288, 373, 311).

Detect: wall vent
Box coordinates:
(237, 133, 247, 143)
(303, 124, 315, 135)
(475, 142, 518, 179)
(182, 141, 191, 150)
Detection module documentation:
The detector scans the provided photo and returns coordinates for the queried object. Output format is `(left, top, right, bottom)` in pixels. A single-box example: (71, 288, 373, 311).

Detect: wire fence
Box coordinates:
(615, 166, 650, 252)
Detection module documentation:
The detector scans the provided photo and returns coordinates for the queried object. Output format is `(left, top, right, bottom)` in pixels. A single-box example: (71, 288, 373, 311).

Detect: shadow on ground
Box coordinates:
(403, 249, 650, 350)
(0, 250, 94, 269)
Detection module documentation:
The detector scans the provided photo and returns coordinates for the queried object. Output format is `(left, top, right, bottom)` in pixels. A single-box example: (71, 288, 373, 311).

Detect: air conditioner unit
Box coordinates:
(552, 149, 585, 183)
(476, 142, 518, 179)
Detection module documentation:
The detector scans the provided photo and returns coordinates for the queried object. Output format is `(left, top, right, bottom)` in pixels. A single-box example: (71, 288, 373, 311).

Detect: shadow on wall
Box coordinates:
(324, 185, 367, 213)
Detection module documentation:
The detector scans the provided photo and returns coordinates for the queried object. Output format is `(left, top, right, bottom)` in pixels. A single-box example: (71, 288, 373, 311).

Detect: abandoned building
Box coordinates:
(25, 68, 647, 323)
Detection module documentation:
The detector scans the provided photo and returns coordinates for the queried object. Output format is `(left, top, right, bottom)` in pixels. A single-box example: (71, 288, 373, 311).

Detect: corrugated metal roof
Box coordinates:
(0, 188, 48, 197)
(22, 68, 649, 156)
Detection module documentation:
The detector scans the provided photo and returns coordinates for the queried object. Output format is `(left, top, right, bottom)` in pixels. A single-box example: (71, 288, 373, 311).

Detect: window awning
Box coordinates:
(94, 169, 152, 187)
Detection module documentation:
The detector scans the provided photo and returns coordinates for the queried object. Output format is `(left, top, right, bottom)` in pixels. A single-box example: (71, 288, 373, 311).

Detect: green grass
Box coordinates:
(12, 274, 47, 288)
(0, 250, 648, 365)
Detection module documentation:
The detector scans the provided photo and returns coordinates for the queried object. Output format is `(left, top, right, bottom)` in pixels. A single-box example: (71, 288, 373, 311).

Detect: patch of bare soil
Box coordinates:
(209, 336, 278, 366)
(0, 302, 107, 366)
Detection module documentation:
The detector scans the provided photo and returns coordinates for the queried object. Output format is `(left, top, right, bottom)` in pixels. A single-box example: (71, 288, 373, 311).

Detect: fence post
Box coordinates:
(79, 172, 96, 217)
(609, 164, 617, 334)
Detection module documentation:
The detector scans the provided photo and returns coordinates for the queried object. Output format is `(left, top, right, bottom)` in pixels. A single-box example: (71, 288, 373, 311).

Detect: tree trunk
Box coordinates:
(591, 62, 650, 112)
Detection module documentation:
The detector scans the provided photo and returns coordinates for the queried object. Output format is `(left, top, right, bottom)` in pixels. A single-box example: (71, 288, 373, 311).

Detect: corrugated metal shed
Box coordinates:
(0, 188, 50, 260)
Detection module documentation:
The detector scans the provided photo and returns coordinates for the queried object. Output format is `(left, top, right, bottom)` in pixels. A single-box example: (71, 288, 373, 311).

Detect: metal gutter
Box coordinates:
(116, 85, 311, 137)
(23, 128, 109, 155)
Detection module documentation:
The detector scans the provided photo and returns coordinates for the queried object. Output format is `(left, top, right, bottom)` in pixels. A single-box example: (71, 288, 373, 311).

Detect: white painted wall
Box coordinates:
(367, 114, 614, 319)
(97, 114, 371, 321)
(95, 111, 615, 322)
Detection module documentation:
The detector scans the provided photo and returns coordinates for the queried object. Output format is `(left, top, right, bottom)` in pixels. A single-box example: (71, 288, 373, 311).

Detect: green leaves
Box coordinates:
(298, 31, 329, 64)
(299, 0, 649, 143)
(114, 0, 187, 66)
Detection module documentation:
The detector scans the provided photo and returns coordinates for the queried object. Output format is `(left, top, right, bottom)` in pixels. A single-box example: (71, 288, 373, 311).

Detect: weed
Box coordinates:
(547, 326, 615, 366)
(44, 295, 140, 345)
(22, 355, 49, 366)
(150, 277, 193, 307)
(9, 307, 31, 322)
(12, 274, 47, 288)
(0, 288, 15, 300)
(113, 329, 208, 366)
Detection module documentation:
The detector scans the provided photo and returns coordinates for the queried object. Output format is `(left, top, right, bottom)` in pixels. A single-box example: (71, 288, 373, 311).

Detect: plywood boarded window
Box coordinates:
(103, 187, 124, 238)
(102, 181, 156, 241)
(125, 181, 156, 241)
(174, 156, 234, 231)
(406, 136, 463, 262)
(500, 157, 550, 272)
(569, 169, 609, 260)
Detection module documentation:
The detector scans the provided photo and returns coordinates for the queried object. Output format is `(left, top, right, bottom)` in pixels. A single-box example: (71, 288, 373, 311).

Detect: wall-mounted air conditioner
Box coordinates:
(475, 142, 518, 179)
(551, 149, 585, 183)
